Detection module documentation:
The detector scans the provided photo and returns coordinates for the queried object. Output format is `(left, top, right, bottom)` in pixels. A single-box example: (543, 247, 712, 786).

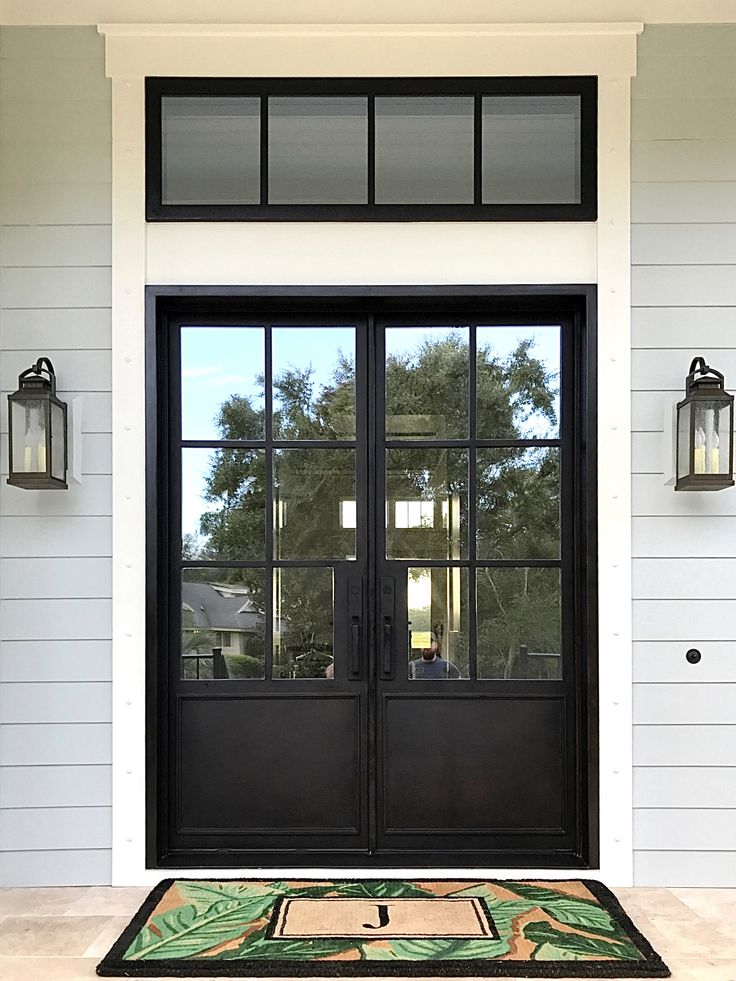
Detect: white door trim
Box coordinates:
(102, 20, 640, 887)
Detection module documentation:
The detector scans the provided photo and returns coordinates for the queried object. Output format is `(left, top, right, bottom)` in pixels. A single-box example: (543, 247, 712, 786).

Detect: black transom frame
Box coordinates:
(145, 76, 598, 222)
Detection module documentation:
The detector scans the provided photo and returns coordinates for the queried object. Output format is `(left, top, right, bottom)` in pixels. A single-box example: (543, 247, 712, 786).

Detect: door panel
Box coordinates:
(179, 695, 362, 832)
(154, 293, 596, 868)
(381, 696, 564, 834)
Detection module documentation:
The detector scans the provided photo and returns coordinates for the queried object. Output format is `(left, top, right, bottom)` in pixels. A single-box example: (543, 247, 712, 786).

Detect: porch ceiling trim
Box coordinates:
(2, 0, 736, 26)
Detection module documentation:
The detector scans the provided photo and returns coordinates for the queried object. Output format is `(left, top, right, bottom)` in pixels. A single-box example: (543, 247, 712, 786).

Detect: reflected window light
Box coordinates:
(339, 499, 357, 529)
(395, 500, 434, 528)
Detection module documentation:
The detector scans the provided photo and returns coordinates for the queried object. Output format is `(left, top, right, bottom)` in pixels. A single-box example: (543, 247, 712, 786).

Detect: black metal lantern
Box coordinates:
(676, 357, 734, 491)
(7, 358, 68, 490)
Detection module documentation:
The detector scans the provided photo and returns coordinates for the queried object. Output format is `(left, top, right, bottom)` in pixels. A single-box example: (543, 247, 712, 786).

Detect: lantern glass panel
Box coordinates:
(50, 402, 65, 481)
(692, 400, 731, 475)
(11, 398, 49, 474)
(677, 401, 692, 481)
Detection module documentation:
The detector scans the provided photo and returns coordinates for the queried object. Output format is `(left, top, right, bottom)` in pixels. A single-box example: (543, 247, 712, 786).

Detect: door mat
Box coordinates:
(96, 878, 670, 978)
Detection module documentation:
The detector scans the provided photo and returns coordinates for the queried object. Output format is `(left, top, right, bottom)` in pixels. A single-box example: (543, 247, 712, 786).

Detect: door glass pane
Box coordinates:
(273, 449, 356, 559)
(375, 97, 474, 204)
(272, 326, 356, 440)
(162, 96, 261, 205)
(385, 326, 469, 439)
(476, 325, 560, 439)
(273, 567, 334, 679)
(408, 567, 468, 679)
(477, 447, 560, 560)
(386, 449, 468, 559)
(268, 97, 368, 204)
(181, 569, 265, 680)
(181, 327, 265, 441)
(482, 95, 581, 204)
(182, 448, 266, 560)
(477, 567, 561, 680)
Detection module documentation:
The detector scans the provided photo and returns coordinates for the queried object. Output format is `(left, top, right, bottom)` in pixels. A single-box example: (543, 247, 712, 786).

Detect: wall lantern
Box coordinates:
(676, 357, 734, 491)
(7, 358, 68, 490)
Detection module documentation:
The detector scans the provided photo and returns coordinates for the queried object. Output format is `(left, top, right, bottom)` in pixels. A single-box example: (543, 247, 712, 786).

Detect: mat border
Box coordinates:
(96, 878, 671, 978)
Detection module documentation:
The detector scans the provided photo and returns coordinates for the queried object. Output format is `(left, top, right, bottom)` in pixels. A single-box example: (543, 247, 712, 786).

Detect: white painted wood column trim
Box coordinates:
(102, 20, 641, 886)
(110, 75, 147, 886)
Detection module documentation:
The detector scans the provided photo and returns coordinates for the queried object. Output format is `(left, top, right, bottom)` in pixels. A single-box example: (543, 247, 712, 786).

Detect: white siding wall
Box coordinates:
(632, 24, 736, 886)
(0, 27, 112, 886)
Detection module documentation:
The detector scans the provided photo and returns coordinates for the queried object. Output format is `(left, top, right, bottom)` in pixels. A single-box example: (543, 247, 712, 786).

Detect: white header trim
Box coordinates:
(98, 22, 644, 38)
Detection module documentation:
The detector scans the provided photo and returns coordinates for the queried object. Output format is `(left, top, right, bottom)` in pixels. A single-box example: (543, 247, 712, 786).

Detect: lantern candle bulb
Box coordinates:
(694, 427, 706, 474)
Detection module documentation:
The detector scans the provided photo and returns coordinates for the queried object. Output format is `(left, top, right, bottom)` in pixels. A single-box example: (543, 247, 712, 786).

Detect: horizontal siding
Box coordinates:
(0, 350, 111, 392)
(635, 851, 736, 888)
(634, 643, 736, 683)
(0, 100, 111, 145)
(635, 684, 736, 724)
(0, 806, 111, 851)
(632, 307, 736, 349)
(0, 723, 111, 765)
(0, 683, 111, 723)
(0, 641, 111, 681)
(633, 559, 736, 599)
(0, 226, 112, 268)
(632, 25, 736, 886)
(634, 767, 736, 808)
(632, 265, 736, 306)
(632, 517, 736, 558)
(0, 307, 111, 350)
(0, 558, 112, 599)
(0, 181, 111, 224)
(632, 224, 736, 264)
(634, 809, 736, 851)
(635, 726, 736, 766)
(1, 765, 111, 808)
(0, 26, 112, 886)
(0, 141, 111, 184)
(632, 142, 736, 183)
(0, 849, 111, 888)
(632, 349, 736, 390)
(0, 517, 112, 557)
(0, 266, 111, 308)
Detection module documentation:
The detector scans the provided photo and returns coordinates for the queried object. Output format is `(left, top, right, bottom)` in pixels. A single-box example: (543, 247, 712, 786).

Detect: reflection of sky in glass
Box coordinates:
(477, 325, 560, 438)
(181, 326, 265, 440)
(272, 325, 355, 417)
(182, 448, 221, 546)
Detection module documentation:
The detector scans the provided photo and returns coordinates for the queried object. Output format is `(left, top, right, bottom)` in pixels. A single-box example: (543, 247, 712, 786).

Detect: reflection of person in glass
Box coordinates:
(409, 631, 461, 679)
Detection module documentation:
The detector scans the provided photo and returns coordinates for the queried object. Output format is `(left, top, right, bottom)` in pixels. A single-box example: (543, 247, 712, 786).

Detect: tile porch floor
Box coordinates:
(0, 886, 734, 980)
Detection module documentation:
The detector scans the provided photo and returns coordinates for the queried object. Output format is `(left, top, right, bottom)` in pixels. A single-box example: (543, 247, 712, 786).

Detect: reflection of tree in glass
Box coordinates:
(186, 334, 560, 679)
(477, 568, 561, 680)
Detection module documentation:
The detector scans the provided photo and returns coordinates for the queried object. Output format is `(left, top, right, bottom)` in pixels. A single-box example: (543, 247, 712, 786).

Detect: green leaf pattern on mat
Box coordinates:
(124, 879, 645, 963)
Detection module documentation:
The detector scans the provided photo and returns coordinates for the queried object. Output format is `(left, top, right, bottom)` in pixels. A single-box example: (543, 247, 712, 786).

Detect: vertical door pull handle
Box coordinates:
(382, 619, 393, 676)
(350, 619, 362, 676)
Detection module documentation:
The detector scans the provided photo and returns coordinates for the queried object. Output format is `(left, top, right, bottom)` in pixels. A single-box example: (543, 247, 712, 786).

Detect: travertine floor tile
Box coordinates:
(0, 888, 88, 917)
(0, 915, 112, 957)
(65, 886, 150, 916)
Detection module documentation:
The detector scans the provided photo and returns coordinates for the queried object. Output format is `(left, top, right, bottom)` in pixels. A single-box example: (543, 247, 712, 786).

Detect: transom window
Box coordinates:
(145, 77, 597, 221)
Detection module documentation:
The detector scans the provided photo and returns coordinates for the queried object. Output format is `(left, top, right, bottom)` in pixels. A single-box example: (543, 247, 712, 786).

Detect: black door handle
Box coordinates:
(350, 619, 361, 676)
(348, 576, 362, 679)
(382, 619, 393, 676)
(379, 577, 395, 678)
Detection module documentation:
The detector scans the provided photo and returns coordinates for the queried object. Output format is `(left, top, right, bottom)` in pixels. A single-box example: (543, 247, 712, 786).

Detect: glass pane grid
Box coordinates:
(154, 83, 591, 216)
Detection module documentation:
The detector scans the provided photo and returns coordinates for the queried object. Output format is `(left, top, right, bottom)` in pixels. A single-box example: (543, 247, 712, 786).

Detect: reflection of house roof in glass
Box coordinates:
(181, 581, 261, 631)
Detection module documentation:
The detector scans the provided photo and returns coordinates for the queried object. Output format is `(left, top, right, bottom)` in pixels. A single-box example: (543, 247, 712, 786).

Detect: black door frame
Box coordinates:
(145, 284, 598, 869)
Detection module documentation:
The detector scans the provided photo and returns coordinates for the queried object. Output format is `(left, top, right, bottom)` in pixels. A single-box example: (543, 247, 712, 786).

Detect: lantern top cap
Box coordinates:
(15, 357, 57, 396)
(685, 356, 730, 397)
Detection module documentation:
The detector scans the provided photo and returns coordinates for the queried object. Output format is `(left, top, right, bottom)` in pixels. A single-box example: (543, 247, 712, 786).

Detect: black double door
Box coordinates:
(158, 293, 596, 868)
